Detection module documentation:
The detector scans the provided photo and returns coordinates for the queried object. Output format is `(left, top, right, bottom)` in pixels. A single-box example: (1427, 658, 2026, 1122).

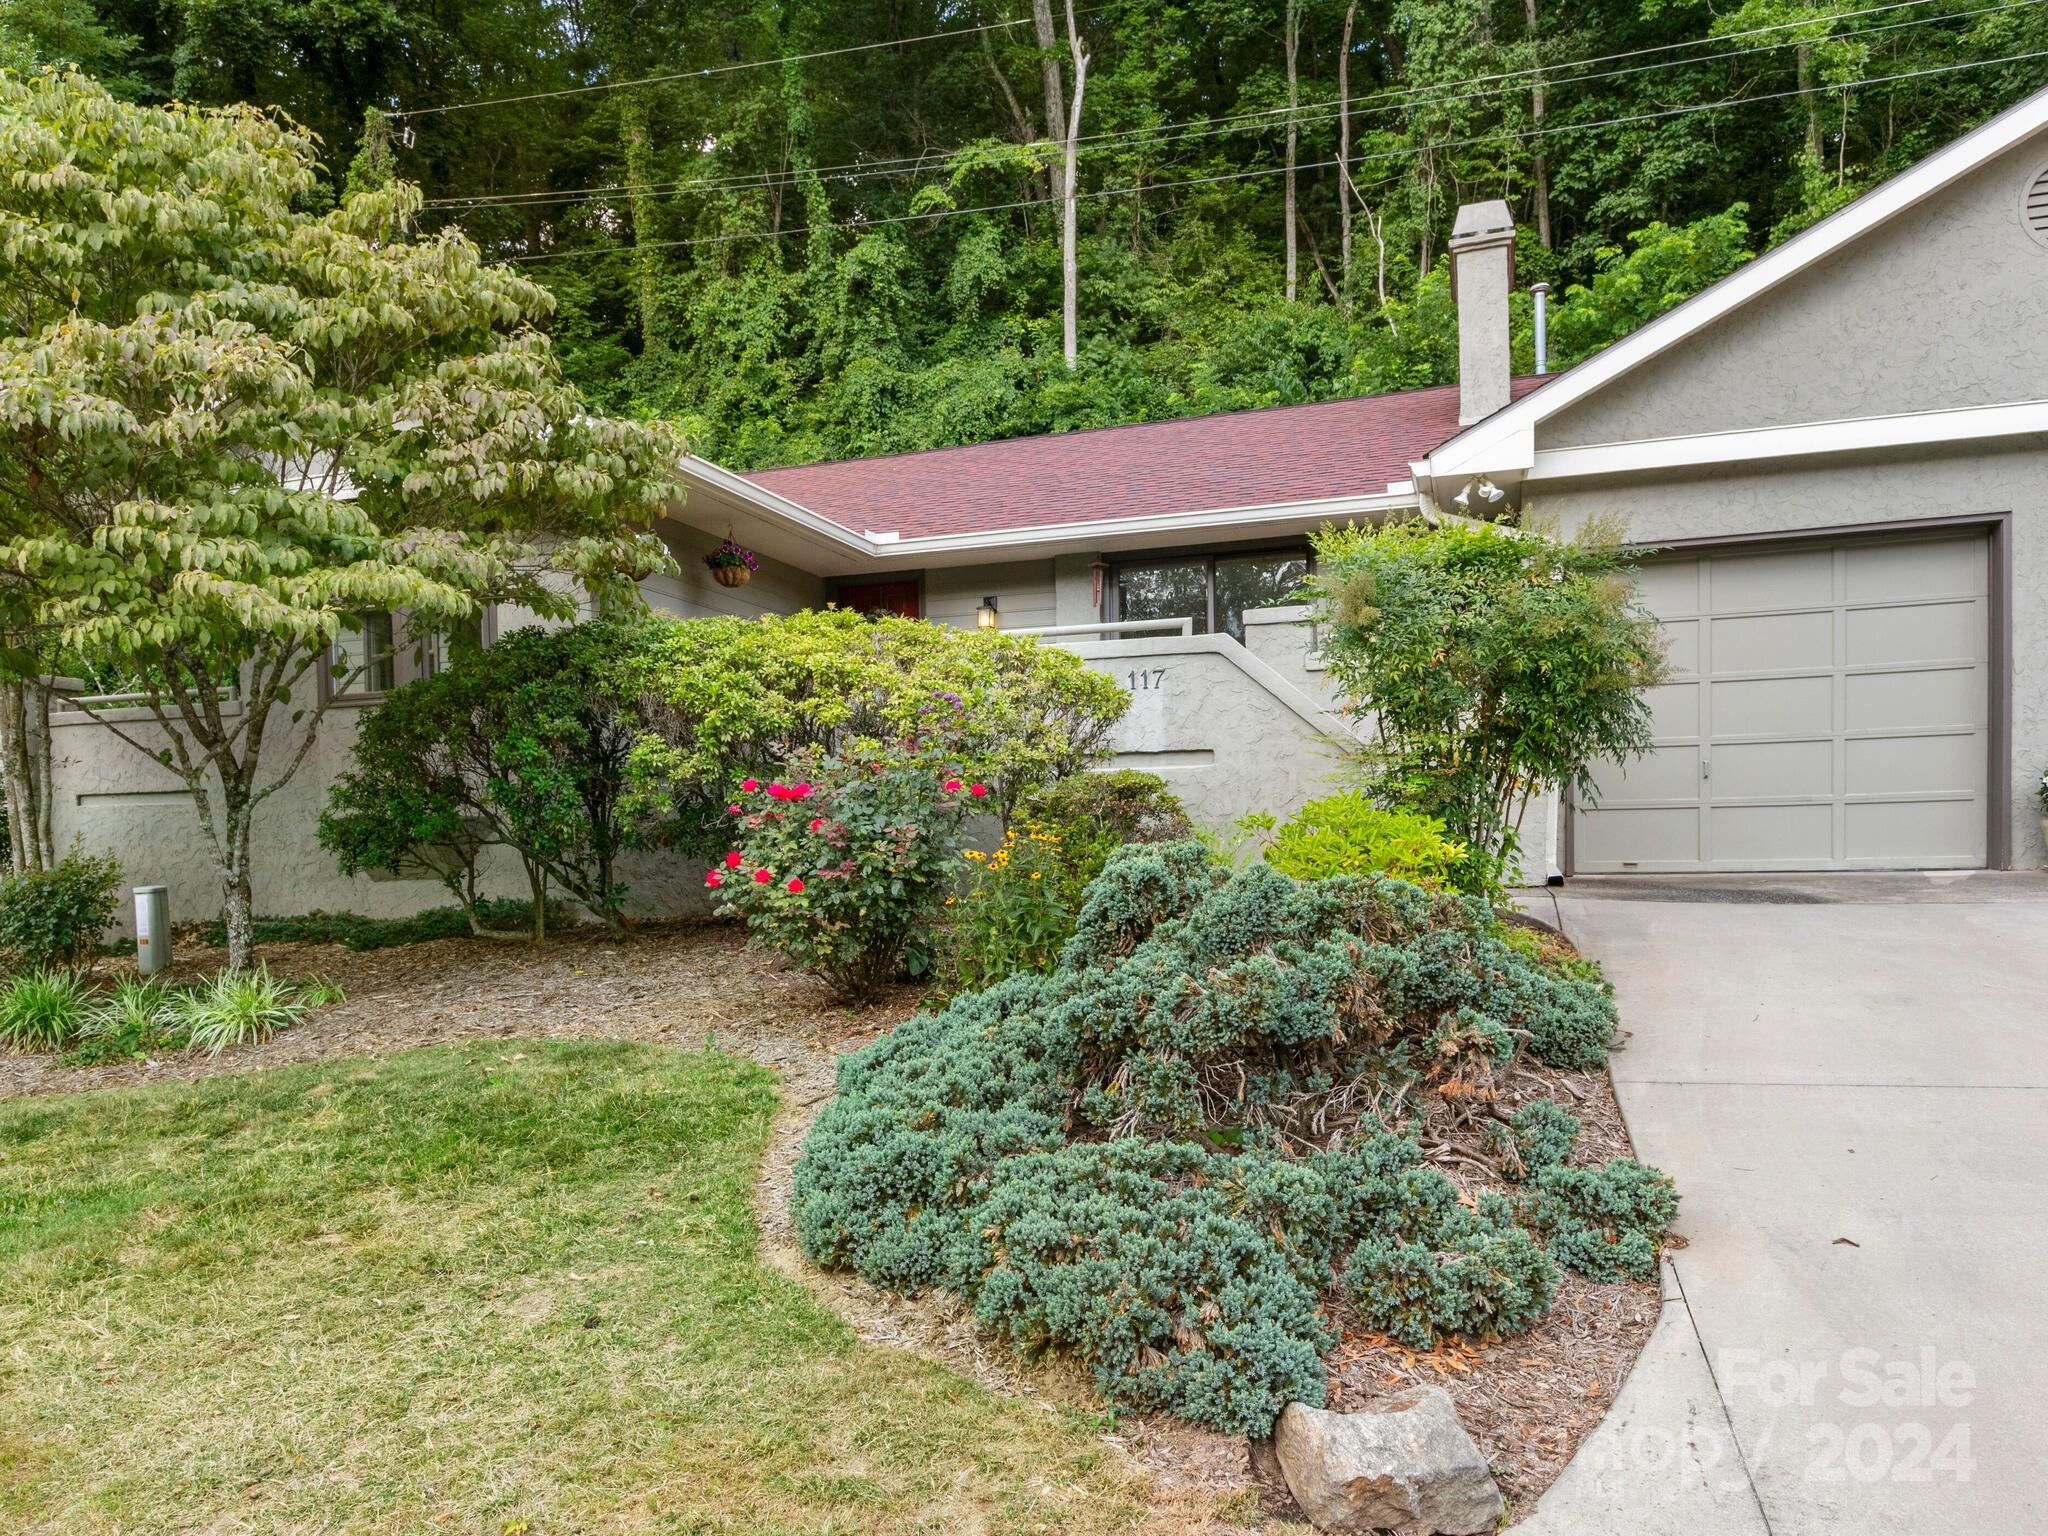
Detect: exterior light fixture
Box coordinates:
(977, 595, 1000, 630)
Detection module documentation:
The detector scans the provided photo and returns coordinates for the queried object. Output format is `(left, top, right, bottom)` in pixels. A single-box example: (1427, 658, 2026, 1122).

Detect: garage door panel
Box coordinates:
(1644, 680, 1702, 737)
(1845, 537, 1984, 602)
(1712, 739, 1834, 800)
(1844, 732, 1982, 796)
(1710, 610, 1833, 673)
(1712, 674, 1834, 737)
(1577, 806, 1701, 866)
(1576, 532, 1989, 874)
(1711, 548, 1833, 609)
(1658, 617, 1702, 676)
(1845, 798, 1982, 864)
(1635, 560, 1701, 614)
(1711, 803, 1834, 865)
(1588, 745, 1701, 804)
(1845, 666, 1983, 732)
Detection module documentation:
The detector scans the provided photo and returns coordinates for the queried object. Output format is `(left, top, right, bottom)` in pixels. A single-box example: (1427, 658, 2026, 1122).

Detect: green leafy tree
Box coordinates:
(0, 71, 683, 966)
(1547, 206, 1755, 366)
(320, 620, 654, 940)
(1306, 518, 1666, 893)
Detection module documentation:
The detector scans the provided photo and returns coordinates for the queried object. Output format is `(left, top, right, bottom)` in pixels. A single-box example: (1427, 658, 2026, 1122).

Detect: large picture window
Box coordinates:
(325, 611, 486, 703)
(1113, 548, 1309, 641)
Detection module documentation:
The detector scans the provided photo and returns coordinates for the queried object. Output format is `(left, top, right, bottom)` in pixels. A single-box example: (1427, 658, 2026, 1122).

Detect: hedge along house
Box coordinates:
(49, 83, 2048, 927)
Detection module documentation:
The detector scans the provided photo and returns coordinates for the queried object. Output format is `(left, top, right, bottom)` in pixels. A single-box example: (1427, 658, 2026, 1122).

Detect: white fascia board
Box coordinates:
(1527, 399, 2048, 483)
(1427, 83, 2048, 480)
(676, 455, 873, 558)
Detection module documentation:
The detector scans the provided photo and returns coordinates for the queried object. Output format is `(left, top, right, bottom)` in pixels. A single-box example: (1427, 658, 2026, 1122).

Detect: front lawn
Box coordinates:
(0, 1041, 1205, 1534)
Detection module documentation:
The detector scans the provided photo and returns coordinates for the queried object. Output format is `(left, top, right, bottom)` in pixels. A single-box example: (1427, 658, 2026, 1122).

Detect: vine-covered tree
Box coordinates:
(0, 70, 683, 964)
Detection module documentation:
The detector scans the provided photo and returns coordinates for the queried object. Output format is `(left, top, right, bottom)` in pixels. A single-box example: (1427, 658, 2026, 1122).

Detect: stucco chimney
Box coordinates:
(1449, 200, 1514, 426)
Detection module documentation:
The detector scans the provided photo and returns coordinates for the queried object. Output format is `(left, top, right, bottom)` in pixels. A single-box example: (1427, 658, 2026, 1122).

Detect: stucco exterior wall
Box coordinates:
(1063, 632, 1353, 833)
(1521, 441, 2048, 870)
(1543, 139, 2048, 447)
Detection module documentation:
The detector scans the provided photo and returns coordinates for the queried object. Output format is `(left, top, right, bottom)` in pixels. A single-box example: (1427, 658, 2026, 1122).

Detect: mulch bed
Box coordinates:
(0, 919, 1660, 1526)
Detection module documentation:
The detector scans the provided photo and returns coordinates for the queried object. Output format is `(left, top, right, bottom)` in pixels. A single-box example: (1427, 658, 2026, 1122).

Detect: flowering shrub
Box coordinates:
(703, 537, 759, 572)
(794, 842, 1668, 1433)
(1017, 770, 1193, 906)
(713, 749, 979, 1000)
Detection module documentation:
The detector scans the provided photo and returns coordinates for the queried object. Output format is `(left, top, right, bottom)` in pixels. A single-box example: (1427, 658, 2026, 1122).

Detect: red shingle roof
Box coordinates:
(743, 378, 1549, 539)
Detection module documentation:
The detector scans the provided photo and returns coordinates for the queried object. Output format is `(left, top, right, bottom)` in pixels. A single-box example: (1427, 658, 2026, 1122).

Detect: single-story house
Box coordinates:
(50, 81, 2048, 924)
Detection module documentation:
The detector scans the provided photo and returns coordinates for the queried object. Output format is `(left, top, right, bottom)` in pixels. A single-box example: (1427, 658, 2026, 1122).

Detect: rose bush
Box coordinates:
(713, 748, 981, 1000)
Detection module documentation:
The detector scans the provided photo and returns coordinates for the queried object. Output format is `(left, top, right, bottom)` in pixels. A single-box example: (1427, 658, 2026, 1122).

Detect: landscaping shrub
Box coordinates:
(624, 608, 1128, 852)
(0, 968, 93, 1050)
(1490, 1099, 1583, 1182)
(1017, 770, 1193, 903)
(0, 846, 122, 974)
(1253, 793, 1467, 886)
(174, 965, 336, 1057)
(1497, 920, 1612, 994)
(1306, 519, 1666, 895)
(795, 842, 1660, 1433)
(192, 900, 542, 953)
(322, 620, 653, 938)
(1527, 1157, 1679, 1283)
(713, 749, 977, 1000)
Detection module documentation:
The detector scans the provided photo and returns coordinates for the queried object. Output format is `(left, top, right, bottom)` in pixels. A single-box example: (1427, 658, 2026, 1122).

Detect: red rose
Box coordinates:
(969, 783, 988, 798)
(704, 871, 722, 888)
(740, 778, 759, 792)
(786, 877, 805, 894)
(727, 804, 742, 815)
(809, 817, 825, 832)
(753, 867, 773, 884)
(793, 782, 813, 798)
(724, 850, 743, 868)
(767, 782, 788, 800)
(943, 778, 963, 792)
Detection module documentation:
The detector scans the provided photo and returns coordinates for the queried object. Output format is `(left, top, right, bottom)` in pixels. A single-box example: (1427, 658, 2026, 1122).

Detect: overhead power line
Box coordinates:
(425, 0, 2040, 213)
(499, 47, 2048, 264)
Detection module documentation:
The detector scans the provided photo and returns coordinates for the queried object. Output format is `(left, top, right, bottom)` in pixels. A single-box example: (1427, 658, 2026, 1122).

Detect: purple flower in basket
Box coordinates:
(705, 537, 760, 572)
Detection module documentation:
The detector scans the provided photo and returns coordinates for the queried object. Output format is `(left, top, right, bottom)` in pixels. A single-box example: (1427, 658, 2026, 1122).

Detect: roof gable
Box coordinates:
(1427, 81, 2048, 480)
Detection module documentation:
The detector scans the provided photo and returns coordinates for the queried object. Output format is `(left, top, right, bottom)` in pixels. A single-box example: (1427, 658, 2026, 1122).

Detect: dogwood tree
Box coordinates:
(0, 70, 682, 964)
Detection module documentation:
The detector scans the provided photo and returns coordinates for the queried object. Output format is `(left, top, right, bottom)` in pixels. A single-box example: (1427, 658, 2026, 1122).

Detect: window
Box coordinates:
(328, 612, 395, 699)
(1113, 548, 1309, 641)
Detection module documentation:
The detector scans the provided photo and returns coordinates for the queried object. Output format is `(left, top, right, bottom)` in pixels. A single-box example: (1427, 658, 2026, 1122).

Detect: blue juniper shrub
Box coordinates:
(793, 840, 1670, 1434)
(1526, 1158, 1681, 1284)
(1490, 1099, 1585, 1182)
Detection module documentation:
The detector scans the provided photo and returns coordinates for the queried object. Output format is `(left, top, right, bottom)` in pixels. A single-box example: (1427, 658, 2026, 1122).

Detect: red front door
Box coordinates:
(835, 579, 921, 619)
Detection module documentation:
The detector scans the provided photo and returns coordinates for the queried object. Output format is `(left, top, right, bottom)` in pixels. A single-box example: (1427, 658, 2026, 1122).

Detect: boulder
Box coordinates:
(1272, 1388, 1503, 1535)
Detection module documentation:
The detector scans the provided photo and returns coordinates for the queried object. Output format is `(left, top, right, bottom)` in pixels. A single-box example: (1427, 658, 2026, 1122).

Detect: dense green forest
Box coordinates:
(6, 0, 2046, 467)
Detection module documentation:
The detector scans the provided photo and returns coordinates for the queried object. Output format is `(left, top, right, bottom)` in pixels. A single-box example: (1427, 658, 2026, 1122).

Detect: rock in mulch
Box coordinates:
(1273, 1388, 1504, 1535)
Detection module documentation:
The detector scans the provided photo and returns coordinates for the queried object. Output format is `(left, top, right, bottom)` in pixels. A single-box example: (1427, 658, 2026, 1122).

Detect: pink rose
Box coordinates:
(753, 867, 773, 884)
(786, 877, 805, 894)
(704, 871, 722, 888)
(741, 778, 759, 792)
(809, 817, 825, 833)
(724, 850, 743, 869)
(969, 783, 988, 798)
(727, 804, 742, 815)
(943, 778, 963, 793)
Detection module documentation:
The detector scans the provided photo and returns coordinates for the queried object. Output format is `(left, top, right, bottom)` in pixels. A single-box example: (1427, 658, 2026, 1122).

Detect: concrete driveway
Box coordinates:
(1522, 873, 2048, 1536)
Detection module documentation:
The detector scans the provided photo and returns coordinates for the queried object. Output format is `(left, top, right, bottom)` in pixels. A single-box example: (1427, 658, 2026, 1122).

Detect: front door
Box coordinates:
(834, 579, 921, 619)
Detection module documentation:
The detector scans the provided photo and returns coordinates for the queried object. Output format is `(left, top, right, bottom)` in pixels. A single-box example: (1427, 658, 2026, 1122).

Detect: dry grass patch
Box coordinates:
(0, 1040, 1237, 1535)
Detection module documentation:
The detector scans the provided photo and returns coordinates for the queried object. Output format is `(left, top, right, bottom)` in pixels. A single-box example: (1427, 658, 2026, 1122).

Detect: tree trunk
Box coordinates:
(219, 793, 257, 971)
(1284, 0, 1300, 303)
(1338, 0, 1357, 306)
(0, 674, 56, 873)
(1797, 42, 1823, 163)
(1060, 1, 1088, 370)
(1523, 0, 1551, 249)
(1032, 0, 1066, 201)
(618, 88, 664, 349)
(525, 858, 548, 943)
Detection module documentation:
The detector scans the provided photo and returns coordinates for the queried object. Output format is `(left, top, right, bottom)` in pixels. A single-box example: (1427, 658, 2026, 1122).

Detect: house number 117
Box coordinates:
(1126, 668, 1167, 691)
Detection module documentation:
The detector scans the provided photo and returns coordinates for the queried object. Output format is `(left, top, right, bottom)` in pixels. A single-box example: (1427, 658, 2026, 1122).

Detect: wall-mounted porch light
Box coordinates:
(977, 595, 1000, 630)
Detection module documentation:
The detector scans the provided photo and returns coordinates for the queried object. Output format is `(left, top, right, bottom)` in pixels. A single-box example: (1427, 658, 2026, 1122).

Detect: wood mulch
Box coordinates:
(0, 919, 1660, 1528)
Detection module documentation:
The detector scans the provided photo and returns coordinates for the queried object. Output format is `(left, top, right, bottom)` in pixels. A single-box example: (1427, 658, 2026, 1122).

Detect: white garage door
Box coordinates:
(1575, 532, 1989, 873)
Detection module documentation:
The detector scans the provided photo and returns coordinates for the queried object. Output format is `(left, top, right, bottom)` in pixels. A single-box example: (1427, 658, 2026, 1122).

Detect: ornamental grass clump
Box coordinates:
(794, 841, 1670, 1435)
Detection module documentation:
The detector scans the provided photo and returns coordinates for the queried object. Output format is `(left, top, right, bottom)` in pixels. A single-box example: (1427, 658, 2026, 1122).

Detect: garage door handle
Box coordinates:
(1702, 760, 1711, 781)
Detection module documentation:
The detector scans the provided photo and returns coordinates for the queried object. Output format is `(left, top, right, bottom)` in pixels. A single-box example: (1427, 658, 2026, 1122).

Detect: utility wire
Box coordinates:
(390, 1, 1132, 119)
(428, 0, 2040, 212)
(499, 47, 2048, 263)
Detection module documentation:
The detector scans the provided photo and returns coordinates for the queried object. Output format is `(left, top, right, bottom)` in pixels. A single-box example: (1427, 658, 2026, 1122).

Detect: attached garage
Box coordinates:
(1574, 530, 1993, 873)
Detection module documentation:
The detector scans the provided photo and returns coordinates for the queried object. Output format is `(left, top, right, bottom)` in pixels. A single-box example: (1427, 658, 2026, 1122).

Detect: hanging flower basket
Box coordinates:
(706, 536, 759, 588)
